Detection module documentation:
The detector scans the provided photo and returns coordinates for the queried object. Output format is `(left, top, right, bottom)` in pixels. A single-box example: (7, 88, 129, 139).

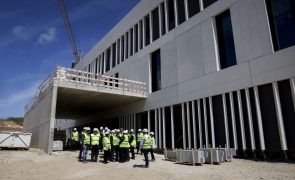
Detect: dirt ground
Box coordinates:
(0, 148, 295, 180)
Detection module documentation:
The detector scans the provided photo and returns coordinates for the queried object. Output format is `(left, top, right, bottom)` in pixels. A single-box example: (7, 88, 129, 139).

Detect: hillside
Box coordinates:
(0, 117, 24, 132)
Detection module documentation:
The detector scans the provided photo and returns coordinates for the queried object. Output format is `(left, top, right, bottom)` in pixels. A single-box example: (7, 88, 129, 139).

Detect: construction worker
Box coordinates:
(149, 132, 156, 161)
(81, 127, 91, 162)
(140, 128, 152, 168)
(103, 131, 111, 164)
(109, 130, 115, 161)
(136, 129, 143, 154)
(113, 129, 120, 161)
(99, 127, 104, 151)
(71, 128, 79, 150)
(119, 130, 130, 162)
(91, 128, 100, 162)
(79, 127, 86, 158)
(129, 129, 136, 160)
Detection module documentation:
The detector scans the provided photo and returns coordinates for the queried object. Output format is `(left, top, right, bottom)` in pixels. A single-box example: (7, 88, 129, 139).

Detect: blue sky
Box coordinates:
(0, 0, 140, 118)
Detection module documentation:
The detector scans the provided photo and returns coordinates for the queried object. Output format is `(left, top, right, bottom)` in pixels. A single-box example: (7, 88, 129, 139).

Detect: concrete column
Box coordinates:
(184, 0, 189, 20)
(199, 0, 204, 11)
(149, 12, 153, 44)
(164, 0, 169, 34)
(142, 18, 146, 48)
(103, 52, 106, 74)
(203, 98, 209, 148)
(253, 86, 265, 151)
(133, 26, 135, 54)
(222, 94, 230, 148)
(128, 30, 131, 57)
(159, 5, 163, 37)
(229, 92, 238, 150)
(186, 102, 191, 149)
(192, 101, 197, 149)
(170, 105, 175, 149)
(290, 78, 295, 113)
(174, 0, 179, 26)
(110, 46, 113, 70)
(116, 40, 119, 65)
(245, 88, 256, 151)
(155, 108, 158, 148)
(272, 82, 288, 151)
(162, 107, 166, 149)
(209, 97, 215, 148)
(120, 37, 123, 63)
(148, 110, 151, 133)
(137, 21, 141, 51)
(124, 33, 128, 60)
(197, 99, 203, 148)
(181, 103, 186, 149)
(237, 90, 247, 150)
(134, 113, 137, 131)
(158, 108, 162, 149)
(48, 85, 58, 154)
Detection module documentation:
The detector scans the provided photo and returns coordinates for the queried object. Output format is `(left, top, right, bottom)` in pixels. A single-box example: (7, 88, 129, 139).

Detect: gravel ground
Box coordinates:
(0, 148, 294, 180)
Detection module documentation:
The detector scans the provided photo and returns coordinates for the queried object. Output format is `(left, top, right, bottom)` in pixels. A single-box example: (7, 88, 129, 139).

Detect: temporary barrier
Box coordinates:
(0, 132, 32, 149)
(53, 140, 63, 151)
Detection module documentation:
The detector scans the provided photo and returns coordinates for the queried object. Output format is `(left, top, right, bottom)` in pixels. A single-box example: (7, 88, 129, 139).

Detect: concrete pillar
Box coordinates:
(290, 78, 295, 113)
(124, 33, 128, 60)
(237, 90, 247, 151)
(149, 12, 153, 44)
(120, 37, 123, 63)
(159, 5, 163, 37)
(184, 0, 189, 20)
(142, 18, 146, 48)
(192, 100, 197, 149)
(158, 108, 162, 149)
(197, 99, 203, 148)
(245, 88, 256, 151)
(174, 0, 178, 26)
(203, 98, 209, 148)
(155, 108, 158, 148)
(253, 86, 265, 151)
(181, 103, 186, 149)
(229, 92, 238, 150)
(170, 105, 175, 149)
(134, 113, 137, 131)
(162, 107, 166, 149)
(199, 0, 204, 11)
(272, 82, 288, 151)
(209, 97, 215, 148)
(148, 110, 151, 133)
(48, 85, 58, 154)
(133, 26, 135, 54)
(222, 94, 230, 148)
(103, 52, 106, 74)
(164, 0, 169, 34)
(186, 102, 191, 149)
(110, 45, 113, 70)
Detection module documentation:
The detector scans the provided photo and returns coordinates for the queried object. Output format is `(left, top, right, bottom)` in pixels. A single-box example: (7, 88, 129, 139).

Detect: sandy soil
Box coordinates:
(0, 148, 295, 180)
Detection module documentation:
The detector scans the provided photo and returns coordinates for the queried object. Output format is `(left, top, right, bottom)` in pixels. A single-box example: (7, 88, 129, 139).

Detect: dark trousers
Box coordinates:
(91, 145, 99, 162)
(136, 141, 141, 154)
(79, 143, 83, 158)
(114, 146, 119, 161)
(120, 148, 129, 162)
(104, 150, 110, 163)
(71, 140, 78, 150)
(130, 147, 135, 159)
(150, 149, 155, 160)
(142, 149, 150, 167)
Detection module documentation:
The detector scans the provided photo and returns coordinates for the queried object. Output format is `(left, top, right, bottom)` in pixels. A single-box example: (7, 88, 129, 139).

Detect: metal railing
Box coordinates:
(25, 66, 147, 113)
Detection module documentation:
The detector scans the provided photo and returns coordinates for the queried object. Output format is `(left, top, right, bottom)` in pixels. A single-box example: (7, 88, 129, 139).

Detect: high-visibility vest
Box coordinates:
(142, 134, 152, 150)
(103, 136, 111, 151)
(137, 132, 143, 142)
(129, 134, 136, 147)
(151, 137, 155, 149)
(91, 133, 100, 145)
(83, 133, 90, 145)
(71, 131, 79, 141)
(113, 135, 119, 146)
(119, 135, 130, 148)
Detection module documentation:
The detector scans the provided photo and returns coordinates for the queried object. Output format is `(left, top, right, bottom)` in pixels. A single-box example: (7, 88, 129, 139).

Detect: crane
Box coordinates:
(57, 0, 81, 68)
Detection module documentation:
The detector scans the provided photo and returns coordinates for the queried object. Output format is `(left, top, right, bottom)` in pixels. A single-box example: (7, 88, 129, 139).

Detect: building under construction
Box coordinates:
(24, 0, 295, 159)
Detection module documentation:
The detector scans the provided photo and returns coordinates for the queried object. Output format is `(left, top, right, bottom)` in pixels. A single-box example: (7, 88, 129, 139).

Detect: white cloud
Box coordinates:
(12, 25, 30, 40)
(37, 27, 57, 44)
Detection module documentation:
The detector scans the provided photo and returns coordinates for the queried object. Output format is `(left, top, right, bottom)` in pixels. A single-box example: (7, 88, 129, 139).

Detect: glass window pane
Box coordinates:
(177, 0, 186, 25)
(151, 49, 161, 92)
(130, 28, 133, 56)
(106, 48, 111, 72)
(145, 15, 151, 46)
(152, 7, 160, 41)
(168, 0, 176, 30)
(203, 0, 218, 9)
(161, 2, 166, 35)
(139, 20, 143, 49)
(126, 32, 129, 59)
(135, 24, 138, 53)
(121, 36, 124, 62)
(188, 0, 200, 18)
(112, 43, 116, 68)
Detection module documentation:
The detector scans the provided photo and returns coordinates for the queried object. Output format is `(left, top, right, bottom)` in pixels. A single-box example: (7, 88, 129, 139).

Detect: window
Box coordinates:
(121, 35, 125, 62)
(266, 0, 295, 51)
(125, 32, 129, 59)
(99, 55, 102, 74)
(115, 72, 119, 88)
(151, 49, 161, 92)
(130, 28, 134, 56)
(117, 39, 120, 65)
(95, 58, 98, 74)
(161, 2, 167, 35)
(188, 0, 200, 18)
(203, 0, 218, 8)
(135, 24, 138, 53)
(168, 0, 176, 30)
(106, 48, 111, 72)
(102, 52, 105, 73)
(152, 7, 160, 41)
(177, 0, 186, 25)
(112, 43, 116, 68)
(215, 10, 237, 69)
(145, 15, 151, 46)
(139, 20, 143, 49)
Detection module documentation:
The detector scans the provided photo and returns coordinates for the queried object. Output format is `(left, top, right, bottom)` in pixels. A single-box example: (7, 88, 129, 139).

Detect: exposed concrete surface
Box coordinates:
(0, 149, 295, 180)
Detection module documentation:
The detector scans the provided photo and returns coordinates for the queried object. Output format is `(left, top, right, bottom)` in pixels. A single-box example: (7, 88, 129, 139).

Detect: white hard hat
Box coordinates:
(73, 128, 77, 131)
(130, 129, 134, 132)
(105, 131, 109, 135)
(123, 130, 128, 134)
(105, 127, 108, 130)
(111, 130, 115, 133)
(100, 127, 103, 130)
(83, 127, 87, 130)
(150, 132, 154, 136)
(142, 128, 148, 133)
(116, 129, 120, 133)
(138, 129, 142, 132)
(87, 127, 91, 131)
(93, 128, 98, 132)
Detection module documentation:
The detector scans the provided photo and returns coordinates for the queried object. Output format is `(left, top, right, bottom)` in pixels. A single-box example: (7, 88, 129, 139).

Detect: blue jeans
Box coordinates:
(82, 144, 90, 161)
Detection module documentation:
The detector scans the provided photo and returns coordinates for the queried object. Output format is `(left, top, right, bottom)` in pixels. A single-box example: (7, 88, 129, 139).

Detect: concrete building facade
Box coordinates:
(24, 0, 295, 158)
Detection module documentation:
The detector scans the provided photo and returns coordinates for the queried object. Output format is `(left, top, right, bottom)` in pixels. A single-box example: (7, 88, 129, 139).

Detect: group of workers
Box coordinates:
(71, 127, 156, 168)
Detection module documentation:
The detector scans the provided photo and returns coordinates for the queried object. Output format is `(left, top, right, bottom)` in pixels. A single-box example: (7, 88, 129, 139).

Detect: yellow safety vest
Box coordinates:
(137, 132, 143, 142)
(113, 135, 119, 146)
(71, 131, 79, 141)
(83, 133, 90, 145)
(142, 134, 152, 150)
(129, 134, 136, 147)
(91, 133, 100, 145)
(119, 135, 130, 148)
(103, 136, 111, 150)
